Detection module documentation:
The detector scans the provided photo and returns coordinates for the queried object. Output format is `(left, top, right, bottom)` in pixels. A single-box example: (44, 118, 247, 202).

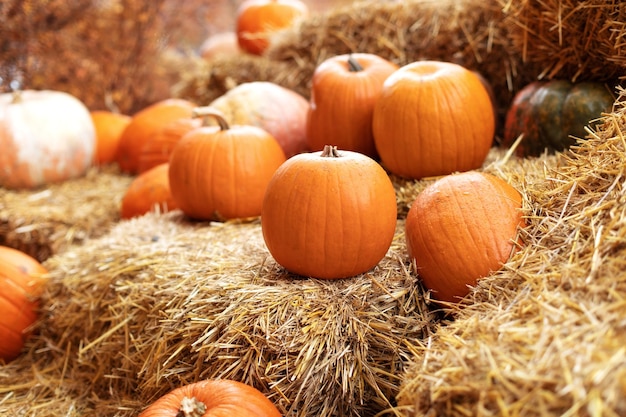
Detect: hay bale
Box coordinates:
(0, 165, 132, 262)
(1, 212, 437, 417)
(396, 87, 626, 416)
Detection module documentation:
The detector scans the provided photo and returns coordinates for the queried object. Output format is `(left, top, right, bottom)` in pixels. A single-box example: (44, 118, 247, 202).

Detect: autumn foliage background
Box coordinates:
(0, 0, 352, 115)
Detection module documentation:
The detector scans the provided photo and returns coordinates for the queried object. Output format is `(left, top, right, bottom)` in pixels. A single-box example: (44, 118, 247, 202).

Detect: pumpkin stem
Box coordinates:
(347, 54, 363, 72)
(175, 397, 206, 417)
(321, 145, 341, 157)
(192, 106, 230, 130)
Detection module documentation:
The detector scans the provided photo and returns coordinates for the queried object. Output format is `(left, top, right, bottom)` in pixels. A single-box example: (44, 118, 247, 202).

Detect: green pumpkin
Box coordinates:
(503, 80, 615, 156)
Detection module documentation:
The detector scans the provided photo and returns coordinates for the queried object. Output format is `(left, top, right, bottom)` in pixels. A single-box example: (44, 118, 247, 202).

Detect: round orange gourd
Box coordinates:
(306, 53, 398, 158)
(0, 90, 96, 189)
(137, 117, 202, 174)
(115, 98, 196, 174)
(0, 246, 47, 362)
(121, 163, 178, 219)
(236, 0, 308, 55)
(168, 108, 286, 221)
(138, 379, 282, 417)
(405, 171, 525, 304)
(90, 110, 132, 165)
(261, 145, 397, 280)
(208, 82, 309, 158)
(372, 61, 495, 179)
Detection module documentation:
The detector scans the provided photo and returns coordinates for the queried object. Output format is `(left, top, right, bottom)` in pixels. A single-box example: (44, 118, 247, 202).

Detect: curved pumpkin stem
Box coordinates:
(176, 396, 206, 417)
(192, 106, 230, 130)
(347, 54, 363, 72)
(321, 145, 340, 157)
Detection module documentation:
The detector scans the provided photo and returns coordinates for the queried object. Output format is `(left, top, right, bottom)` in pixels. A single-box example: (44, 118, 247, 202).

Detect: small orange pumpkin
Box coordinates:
(236, 0, 308, 55)
(372, 61, 495, 179)
(405, 171, 525, 304)
(306, 53, 398, 158)
(120, 163, 178, 219)
(137, 117, 202, 174)
(138, 379, 282, 417)
(168, 108, 286, 221)
(0, 90, 96, 189)
(90, 110, 132, 165)
(0, 245, 47, 362)
(115, 98, 196, 174)
(261, 145, 397, 280)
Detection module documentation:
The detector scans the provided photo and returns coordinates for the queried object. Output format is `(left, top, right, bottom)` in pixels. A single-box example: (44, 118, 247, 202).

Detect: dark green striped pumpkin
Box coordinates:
(503, 80, 615, 157)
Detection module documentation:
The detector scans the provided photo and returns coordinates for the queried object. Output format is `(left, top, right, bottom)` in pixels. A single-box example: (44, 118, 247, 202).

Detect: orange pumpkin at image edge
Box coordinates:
(261, 145, 397, 280)
(372, 60, 495, 179)
(138, 379, 282, 417)
(236, 0, 309, 55)
(405, 171, 525, 304)
(0, 245, 48, 362)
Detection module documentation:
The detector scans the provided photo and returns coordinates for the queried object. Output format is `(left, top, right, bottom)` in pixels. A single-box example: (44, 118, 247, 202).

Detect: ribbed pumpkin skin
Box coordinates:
(503, 80, 615, 156)
(138, 379, 282, 417)
(168, 121, 286, 221)
(0, 246, 47, 362)
(115, 98, 196, 174)
(121, 163, 178, 219)
(0, 90, 96, 189)
(372, 61, 495, 179)
(306, 53, 398, 158)
(236, 0, 308, 55)
(261, 146, 397, 280)
(405, 171, 524, 304)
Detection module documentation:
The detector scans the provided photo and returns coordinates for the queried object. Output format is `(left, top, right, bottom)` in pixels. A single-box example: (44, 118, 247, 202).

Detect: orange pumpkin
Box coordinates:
(0, 246, 47, 362)
(121, 163, 178, 219)
(261, 145, 397, 279)
(138, 379, 282, 417)
(115, 98, 196, 174)
(168, 108, 286, 221)
(372, 61, 495, 179)
(236, 0, 308, 55)
(405, 171, 525, 304)
(208, 82, 309, 158)
(306, 53, 398, 158)
(90, 110, 132, 165)
(137, 117, 202, 174)
(0, 90, 96, 189)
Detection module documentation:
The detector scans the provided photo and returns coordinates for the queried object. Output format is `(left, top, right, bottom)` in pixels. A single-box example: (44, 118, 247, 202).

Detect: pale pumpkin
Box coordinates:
(306, 53, 398, 158)
(138, 379, 282, 417)
(0, 90, 96, 189)
(261, 145, 397, 280)
(168, 108, 286, 221)
(0, 245, 47, 362)
(372, 61, 495, 179)
(405, 171, 525, 304)
(208, 82, 309, 157)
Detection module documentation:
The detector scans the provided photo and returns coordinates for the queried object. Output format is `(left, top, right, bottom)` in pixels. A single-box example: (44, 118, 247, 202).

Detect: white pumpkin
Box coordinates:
(0, 90, 96, 189)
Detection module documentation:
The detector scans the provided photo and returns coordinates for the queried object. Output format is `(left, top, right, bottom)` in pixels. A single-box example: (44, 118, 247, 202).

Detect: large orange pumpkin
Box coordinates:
(137, 117, 202, 174)
(90, 110, 132, 165)
(121, 163, 178, 219)
(372, 61, 495, 179)
(0, 245, 47, 362)
(0, 90, 96, 189)
(208, 82, 309, 158)
(261, 145, 397, 280)
(115, 98, 196, 174)
(236, 0, 308, 55)
(306, 53, 398, 158)
(138, 379, 282, 417)
(405, 171, 525, 304)
(168, 108, 286, 221)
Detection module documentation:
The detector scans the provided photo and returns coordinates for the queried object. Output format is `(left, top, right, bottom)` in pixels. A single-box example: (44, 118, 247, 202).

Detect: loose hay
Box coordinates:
(0, 165, 132, 262)
(1, 213, 437, 417)
(397, 89, 626, 416)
